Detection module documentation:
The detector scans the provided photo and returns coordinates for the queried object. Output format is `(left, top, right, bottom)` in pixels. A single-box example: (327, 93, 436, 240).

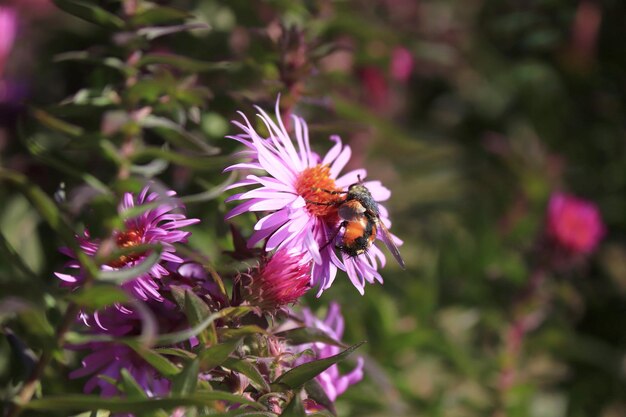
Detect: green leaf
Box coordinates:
(304, 380, 335, 416)
(98, 249, 162, 283)
(171, 358, 199, 395)
(280, 393, 306, 417)
(217, 325, 268, 340)
(139, 115, 219, 154)
(131, 7, 191, 26)
(21, 392, 264, 412)
(68, 285, 129, 309)
(132, 147, 218, 170)
(156, 306, 253, 346)
(0, 169, 99, 279)
(183, 289, 214, 345)
(197, 337, 241, 371)
(223, 358, 271, 393)
(272, 342, 365, 390)
(126, 341, 181, 377)
(274, 327, 346, 348)
(52, 0, 125, 29)
(120, 369, 148, 399)
(139, 54, 235, 72)
(31, 108, 84, 137)
(137, 23, 210, 40)
(153, 348, 197, 359)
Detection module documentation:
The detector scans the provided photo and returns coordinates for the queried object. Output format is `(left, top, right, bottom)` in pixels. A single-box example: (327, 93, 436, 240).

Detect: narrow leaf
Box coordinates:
(68, 285, 129, 309)
(223, 358, 271, 393)
(126, 341, 181, 377)
(184, 289, 214, 345)
(171, 358, 199, 395)
(275, 327, 346, 348)
(198, 337, 241, 371)
(98, 249, 162, 283)
(21, 392, 263, 412)
(155, 306, 253, 346)
(272, 342, 365, 390)
(52, 0, 125, 29)
(280, 393, 306, 417)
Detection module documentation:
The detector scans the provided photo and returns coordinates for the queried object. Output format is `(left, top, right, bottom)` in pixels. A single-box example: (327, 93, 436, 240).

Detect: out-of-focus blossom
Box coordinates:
(390, 46, 414, 83)
(242, 249, 311, 311)
(0, 7, 17, 78)
(358, 67, 388, 110)
(55, 186, 199, 302)
(297, 303, 364, 403)
(225, 98, 399, 295)
(546, 192, 605, 255)
(70, 341, 171, 397)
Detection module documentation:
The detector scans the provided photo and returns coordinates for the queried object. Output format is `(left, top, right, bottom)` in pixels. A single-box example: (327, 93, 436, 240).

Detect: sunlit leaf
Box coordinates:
(137, 23, 211, 40)
(125, 341, 180, 377)
(280, 393, 305, 417)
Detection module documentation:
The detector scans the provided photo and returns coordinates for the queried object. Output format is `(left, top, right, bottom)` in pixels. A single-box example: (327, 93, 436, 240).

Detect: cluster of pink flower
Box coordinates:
(55, 99, 412, 412)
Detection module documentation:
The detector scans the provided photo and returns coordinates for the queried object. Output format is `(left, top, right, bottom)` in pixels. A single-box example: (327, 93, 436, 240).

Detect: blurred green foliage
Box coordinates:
(1, 0, 626, 416)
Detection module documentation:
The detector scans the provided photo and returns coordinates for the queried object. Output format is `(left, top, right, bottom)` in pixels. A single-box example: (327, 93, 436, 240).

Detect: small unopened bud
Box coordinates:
(243, 250, 311, 312)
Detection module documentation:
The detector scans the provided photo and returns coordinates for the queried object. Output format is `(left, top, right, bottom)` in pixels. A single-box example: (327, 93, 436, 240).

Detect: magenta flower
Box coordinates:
(0, 7, 17, 78)
(241, 249, 311, 311)
(56, 185, 199, 302)
(297, 303, 364, 403)
(225, 99, 399, 295)
(546, 192, 605, 255)
(390, 46, 414, 83)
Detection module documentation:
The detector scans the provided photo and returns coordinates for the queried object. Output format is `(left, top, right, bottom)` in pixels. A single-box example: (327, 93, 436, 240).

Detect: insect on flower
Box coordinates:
(308, 176, 405, 269)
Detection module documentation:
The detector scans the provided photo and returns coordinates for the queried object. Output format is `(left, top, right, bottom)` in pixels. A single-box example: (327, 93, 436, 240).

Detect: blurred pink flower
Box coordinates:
(546, 192, 605, 255)
(358, 67, 388, 110)
(0, 7, 17, 78)
(297, 303, 364, 403)
(390, 46, 414, 83)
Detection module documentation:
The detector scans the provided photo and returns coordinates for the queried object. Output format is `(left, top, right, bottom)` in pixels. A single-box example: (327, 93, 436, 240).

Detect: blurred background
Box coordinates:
(1, 0, 625, 416)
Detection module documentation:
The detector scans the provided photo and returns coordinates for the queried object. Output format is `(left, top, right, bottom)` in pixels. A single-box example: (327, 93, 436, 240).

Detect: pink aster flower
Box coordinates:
(546, 192, 605, 255)
(297, 302, 364, 403)
(240, 249, 311, 311)
(56, 185, 200, 302)
(225, 99, 399, 295)
(71, 341, 171, 397)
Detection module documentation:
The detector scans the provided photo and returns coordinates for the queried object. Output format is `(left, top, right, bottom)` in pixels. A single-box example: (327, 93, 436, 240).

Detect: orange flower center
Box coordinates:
(108, 229, 145, 268)
(294, 165, 343, 220)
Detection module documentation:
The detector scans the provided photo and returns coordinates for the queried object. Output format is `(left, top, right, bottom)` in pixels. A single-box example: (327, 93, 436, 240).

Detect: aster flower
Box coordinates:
(71, 341, 171, 397)
(56, 185, 200, 303)
(225, 99, 399, 295)
(69, 301, 181, 398)
(546, 192, 605, 256)
(296, 302, 364, 403)
(240, 249, 311, 311)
